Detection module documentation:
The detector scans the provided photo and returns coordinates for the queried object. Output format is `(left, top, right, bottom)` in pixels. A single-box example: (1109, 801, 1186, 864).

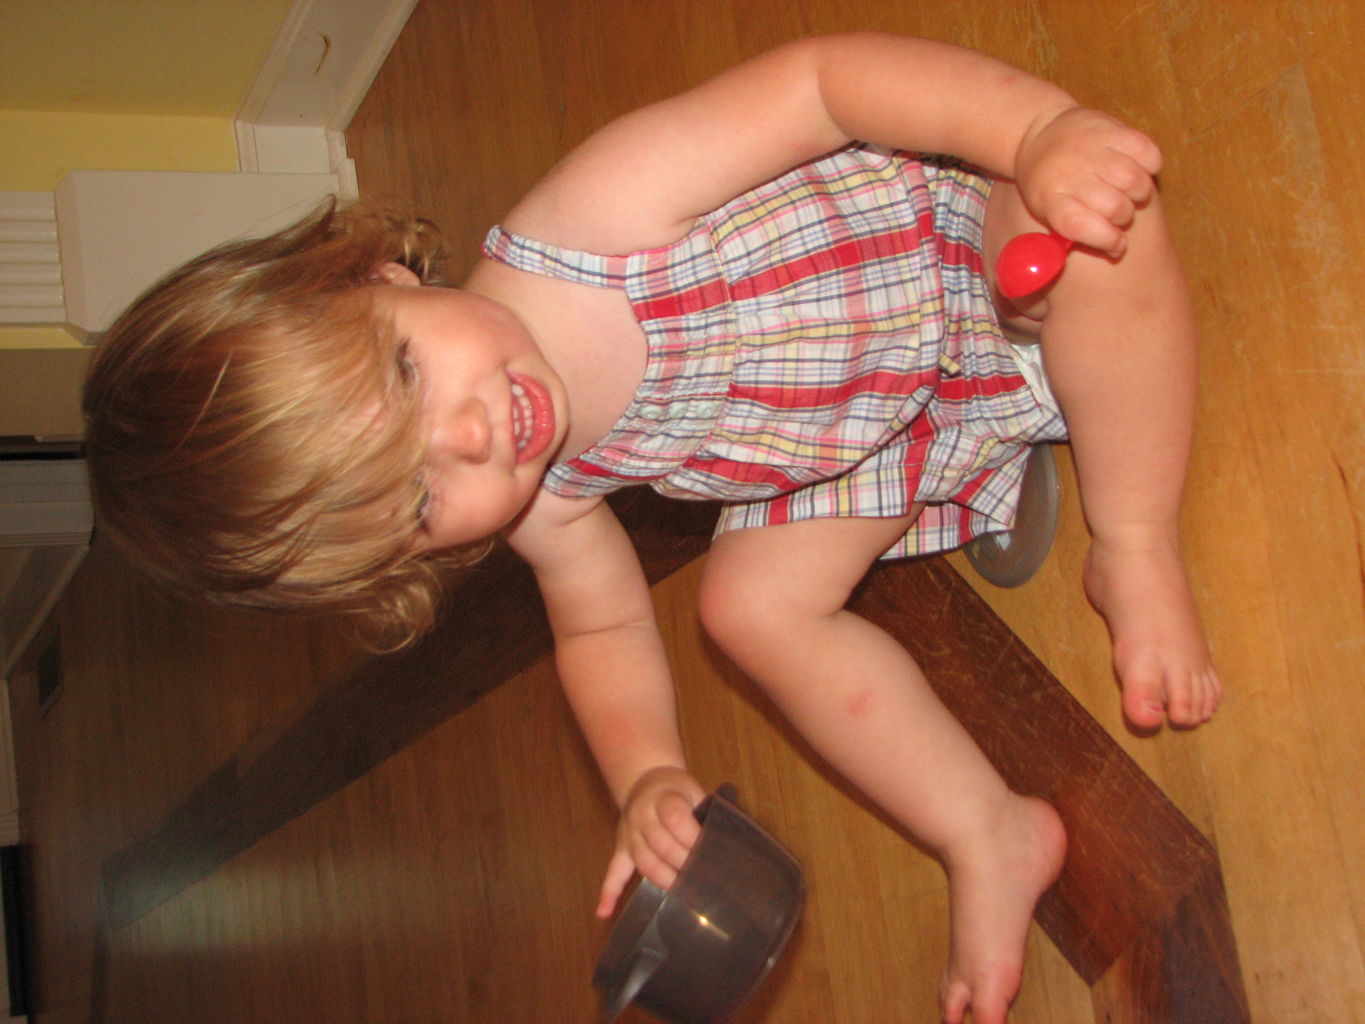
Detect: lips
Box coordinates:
(508, 371, 556, 465)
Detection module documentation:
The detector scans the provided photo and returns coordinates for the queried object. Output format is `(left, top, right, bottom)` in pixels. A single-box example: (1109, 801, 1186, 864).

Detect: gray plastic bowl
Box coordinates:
(593, 785, 805, 1023)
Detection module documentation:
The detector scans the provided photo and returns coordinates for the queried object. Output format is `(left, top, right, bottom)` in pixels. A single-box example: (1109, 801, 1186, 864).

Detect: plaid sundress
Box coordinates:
(482, 145, 1067, 559)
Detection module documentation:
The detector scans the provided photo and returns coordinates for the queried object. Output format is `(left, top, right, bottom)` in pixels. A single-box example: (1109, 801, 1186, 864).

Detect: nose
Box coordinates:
(430, 396, 492, 463)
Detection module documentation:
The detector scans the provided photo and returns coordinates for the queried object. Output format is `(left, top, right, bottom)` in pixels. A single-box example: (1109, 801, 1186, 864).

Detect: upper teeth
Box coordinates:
(511, 381, 530, 449)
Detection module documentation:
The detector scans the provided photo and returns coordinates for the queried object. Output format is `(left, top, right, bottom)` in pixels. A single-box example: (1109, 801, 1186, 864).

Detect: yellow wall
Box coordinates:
(0, 1, 293, 117)
(0, 0, 293, 349)
(0, 111, 240, 192)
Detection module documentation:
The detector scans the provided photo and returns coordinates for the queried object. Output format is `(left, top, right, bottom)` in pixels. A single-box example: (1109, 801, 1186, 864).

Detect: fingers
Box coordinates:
(1020, 108, 1164, 258)
(1096, 148, 1157, 207)
(1108, 121, 1163, 177)
(598, 768, 707, 919)
(631, 790, 699, 882)
(1044, 195, 1127, 259)
(940, 977, 970, 1024)
(597, 847, 638, 919)
(1047, 152, 1157, 257)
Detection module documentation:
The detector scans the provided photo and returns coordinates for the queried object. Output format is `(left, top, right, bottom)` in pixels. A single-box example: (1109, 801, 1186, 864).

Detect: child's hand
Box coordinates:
(596, 765, 707, 919)
(1014, 106, 1164, 259)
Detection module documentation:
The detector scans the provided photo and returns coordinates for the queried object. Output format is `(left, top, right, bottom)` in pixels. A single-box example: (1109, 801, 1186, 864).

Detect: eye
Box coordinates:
(397, 340, 431, 529)
(414, 476, 432, 527)
(395, 339, 420, 389)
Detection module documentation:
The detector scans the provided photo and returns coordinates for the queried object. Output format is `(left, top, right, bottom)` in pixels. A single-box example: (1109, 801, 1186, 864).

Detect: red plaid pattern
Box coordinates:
(482, 145, 1066, 559)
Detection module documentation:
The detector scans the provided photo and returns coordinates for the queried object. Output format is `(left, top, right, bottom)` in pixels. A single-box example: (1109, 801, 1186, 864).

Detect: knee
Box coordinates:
(697, 566, 762, 652)
(698, 559, 847, 682)
(697, 563, 792, 664)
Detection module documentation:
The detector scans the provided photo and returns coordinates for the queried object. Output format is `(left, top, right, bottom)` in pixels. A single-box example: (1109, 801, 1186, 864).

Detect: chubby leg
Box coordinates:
(699, 514, 1066, 1024)
(985, 184, 1222, 729)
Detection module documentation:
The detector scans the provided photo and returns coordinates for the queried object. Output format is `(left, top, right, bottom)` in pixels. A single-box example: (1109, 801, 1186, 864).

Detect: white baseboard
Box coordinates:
(234, 0, 417, 189)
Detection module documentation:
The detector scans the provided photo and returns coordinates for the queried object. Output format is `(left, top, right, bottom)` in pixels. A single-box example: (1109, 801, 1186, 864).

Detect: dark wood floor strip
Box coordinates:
(100, 493, 715, 929)
(853, 558, 1250, 1020)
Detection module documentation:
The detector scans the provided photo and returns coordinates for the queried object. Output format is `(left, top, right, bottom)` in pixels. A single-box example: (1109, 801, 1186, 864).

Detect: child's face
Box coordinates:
(368, 279, 567, 550)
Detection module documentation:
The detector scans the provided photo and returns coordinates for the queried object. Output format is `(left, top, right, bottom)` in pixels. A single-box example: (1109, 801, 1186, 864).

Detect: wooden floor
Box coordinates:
(8, 0, 1365, 1021)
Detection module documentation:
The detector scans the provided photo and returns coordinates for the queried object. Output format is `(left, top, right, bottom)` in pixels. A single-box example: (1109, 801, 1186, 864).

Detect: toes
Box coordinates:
(1118, 646, 1226, 729)
(1196, 668, 1225, 723)
(1165, 678, 1195, 725)
(1120, 669, 1167, 730)
(1188, 672, 1212, 724)
(1172, 667, 1224, 726)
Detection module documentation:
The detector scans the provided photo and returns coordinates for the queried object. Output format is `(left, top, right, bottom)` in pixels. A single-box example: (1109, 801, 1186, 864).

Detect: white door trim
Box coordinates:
(233, 0, 418, 189)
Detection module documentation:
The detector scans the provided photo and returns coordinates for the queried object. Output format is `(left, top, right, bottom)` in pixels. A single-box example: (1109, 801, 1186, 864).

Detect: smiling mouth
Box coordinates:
(508, 372, 555, 465)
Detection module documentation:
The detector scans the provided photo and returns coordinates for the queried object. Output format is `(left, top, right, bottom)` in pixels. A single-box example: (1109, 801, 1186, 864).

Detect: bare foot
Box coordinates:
(939, 796, 1067, 1024)
(1083, 537, 1223, 729)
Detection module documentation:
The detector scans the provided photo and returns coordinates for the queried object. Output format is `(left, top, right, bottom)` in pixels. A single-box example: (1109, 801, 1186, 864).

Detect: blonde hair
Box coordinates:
(83, 199, 488, 648)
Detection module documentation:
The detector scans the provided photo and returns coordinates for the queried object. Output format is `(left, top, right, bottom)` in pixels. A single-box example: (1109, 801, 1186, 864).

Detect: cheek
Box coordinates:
(422, 480, 515, 549)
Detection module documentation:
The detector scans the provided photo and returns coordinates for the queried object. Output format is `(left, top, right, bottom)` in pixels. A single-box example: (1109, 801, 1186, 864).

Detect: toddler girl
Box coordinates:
(84, 34, 1223, 1024)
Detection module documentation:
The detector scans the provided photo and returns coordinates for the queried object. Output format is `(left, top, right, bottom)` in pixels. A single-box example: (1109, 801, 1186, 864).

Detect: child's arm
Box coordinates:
(508, 33, 1160, 258)
(507, 494, 707, 917)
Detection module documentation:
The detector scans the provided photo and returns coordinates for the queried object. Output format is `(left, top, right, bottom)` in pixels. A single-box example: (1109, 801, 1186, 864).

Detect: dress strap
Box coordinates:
(481, 225, 628, 289)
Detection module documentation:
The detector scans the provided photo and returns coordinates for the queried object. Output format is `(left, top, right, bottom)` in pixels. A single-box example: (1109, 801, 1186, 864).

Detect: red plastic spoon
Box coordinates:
(995, 231, 1074, 300)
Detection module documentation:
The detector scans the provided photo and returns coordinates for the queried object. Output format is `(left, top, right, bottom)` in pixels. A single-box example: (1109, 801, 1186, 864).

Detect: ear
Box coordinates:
(367, 261, 421, 286)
